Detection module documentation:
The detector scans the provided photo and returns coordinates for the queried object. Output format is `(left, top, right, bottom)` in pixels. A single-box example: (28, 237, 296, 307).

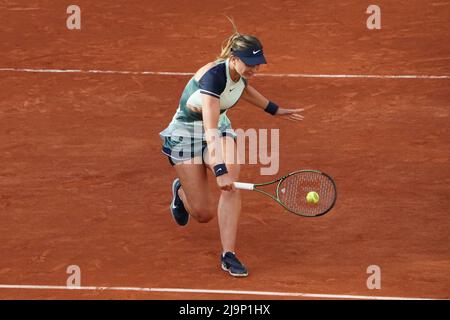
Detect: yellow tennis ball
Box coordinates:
(306, 191, 319, 204)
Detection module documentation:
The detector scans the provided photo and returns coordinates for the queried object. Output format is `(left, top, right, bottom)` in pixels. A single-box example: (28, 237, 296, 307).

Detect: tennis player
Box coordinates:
(159, 22, 304, 277)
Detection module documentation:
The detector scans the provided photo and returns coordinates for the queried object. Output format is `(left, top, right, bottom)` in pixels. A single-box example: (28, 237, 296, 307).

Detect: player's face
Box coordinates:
(233, 57, 260, 79)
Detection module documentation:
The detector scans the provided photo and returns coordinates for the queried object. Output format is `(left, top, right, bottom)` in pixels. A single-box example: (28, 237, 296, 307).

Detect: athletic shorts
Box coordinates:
(161, 131, 236, 166)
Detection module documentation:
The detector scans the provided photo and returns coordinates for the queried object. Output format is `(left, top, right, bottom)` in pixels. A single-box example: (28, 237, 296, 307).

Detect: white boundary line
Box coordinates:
(0, 284, 440, 300)
(1, 67, 450, 79)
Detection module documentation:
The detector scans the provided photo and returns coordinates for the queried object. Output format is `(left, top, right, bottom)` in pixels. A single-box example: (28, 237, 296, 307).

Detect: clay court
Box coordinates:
(0, 0, 449, 300)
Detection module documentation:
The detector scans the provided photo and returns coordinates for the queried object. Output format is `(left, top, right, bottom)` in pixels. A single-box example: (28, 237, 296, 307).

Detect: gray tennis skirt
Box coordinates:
(160, 112, 237, 166)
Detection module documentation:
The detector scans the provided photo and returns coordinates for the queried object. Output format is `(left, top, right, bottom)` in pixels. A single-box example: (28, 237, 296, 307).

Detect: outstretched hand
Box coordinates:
(276, 108, 304, 122)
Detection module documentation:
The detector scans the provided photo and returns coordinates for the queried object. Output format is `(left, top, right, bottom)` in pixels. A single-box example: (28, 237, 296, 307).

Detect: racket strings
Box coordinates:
(278, 171, 336, 217)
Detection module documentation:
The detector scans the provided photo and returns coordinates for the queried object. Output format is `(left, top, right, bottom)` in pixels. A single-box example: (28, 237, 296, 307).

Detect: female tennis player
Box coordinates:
(159, 22, 304, 277)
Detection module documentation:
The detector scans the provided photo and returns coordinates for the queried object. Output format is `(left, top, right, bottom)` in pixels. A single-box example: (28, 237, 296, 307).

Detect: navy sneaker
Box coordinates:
(221, 252, 248, 277)
(170, 178, 189, 226)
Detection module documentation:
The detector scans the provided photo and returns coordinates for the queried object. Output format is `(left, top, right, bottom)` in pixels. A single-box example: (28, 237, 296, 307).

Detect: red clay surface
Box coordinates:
(0, 0, 449, 299)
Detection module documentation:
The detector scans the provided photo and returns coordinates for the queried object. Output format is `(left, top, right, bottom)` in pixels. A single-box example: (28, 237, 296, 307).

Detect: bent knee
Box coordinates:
(189, 204, 215, 223)
(196, 214, 214, 223)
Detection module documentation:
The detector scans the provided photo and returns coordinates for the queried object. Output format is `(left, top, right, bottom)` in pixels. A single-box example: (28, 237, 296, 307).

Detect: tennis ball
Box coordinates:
(306, 191, 319, 204)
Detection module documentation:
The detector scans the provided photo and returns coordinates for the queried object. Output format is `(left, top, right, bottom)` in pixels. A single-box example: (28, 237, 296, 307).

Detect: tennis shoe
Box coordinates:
(170, 178, 189, 226)
(221, 252, 248, 277)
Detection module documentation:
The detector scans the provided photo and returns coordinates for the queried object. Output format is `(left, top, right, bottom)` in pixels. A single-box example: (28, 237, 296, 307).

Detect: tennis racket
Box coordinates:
(233, 169, 337, 217)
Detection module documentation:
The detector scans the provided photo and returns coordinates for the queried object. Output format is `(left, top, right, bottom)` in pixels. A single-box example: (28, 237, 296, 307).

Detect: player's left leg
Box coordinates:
(206, 135, 247, 276)
(205, 135, 241, 252)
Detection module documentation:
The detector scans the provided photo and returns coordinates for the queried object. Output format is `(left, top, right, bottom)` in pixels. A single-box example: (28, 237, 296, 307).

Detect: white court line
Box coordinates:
(0, 284, 440, 300)
(0, 67, 449, 79)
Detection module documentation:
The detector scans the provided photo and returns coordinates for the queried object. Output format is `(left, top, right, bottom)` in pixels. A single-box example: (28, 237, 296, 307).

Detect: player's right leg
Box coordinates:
(172, 157, 215, 224)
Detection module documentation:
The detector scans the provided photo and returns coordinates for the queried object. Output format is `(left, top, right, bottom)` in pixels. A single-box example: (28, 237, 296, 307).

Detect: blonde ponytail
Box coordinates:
(217, 16, 241, 61)
(216, 16, 264, 62)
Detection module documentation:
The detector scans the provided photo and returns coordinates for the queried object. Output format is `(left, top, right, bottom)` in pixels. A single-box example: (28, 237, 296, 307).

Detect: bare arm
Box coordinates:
(240, 85, 269, 110)
(201, 94, 234, 191)
(241, 85, 304, 121)
(202, 94, 223, 165)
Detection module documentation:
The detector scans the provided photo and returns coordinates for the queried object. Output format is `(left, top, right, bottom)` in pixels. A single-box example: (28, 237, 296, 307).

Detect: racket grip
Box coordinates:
(233, 182, 254, 190)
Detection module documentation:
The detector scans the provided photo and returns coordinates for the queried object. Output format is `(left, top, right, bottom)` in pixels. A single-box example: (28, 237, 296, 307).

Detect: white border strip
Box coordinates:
(260, 73, 450, 79)
(0, 284, 439, 300)
(0, 67, 449, 79)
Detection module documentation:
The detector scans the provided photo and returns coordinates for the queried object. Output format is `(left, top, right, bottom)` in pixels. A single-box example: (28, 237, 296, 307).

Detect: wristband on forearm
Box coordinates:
(265, 101, 279, 115)
(213, 164, 228, 177)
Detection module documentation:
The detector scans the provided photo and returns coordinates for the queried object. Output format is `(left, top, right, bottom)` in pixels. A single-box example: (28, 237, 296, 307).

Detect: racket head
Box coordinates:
(276, 170, 337, 217)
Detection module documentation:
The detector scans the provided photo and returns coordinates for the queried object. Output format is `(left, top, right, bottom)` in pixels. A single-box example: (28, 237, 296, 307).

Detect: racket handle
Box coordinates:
(233, 182, 254, 190)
